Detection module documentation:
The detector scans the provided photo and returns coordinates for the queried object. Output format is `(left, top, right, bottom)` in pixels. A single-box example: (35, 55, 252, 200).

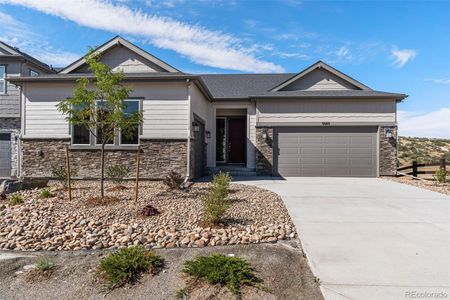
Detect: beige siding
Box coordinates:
(23, 81, 189, 139)
(257, 99, 396, 125)
(75, 46, 167, 73)
(281, 69, 357, 91)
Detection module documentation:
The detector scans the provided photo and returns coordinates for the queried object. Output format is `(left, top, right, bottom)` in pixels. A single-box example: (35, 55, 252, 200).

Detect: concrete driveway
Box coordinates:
(240, 177, 450, 300)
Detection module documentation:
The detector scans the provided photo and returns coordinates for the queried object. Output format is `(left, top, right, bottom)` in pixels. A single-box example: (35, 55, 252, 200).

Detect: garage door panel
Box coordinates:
(277, 127, 377, 177)
(299, 137, 324, 144)
(301, 148, 325, 155)
(325, 148, 349, 155)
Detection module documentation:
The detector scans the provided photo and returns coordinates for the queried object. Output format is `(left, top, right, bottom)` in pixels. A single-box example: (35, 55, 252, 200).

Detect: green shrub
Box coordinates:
(106, 165, 130, 184)
(36, 257, 53, 271)
(181, 254, 261, 296)
(9, 194, 23, 205)
(99, 246, 164, 288)
(202, 172, 231, 224)
(40, 189, 53, 198)
(433, 169, 448, 183)
(51, 166, 78, 188)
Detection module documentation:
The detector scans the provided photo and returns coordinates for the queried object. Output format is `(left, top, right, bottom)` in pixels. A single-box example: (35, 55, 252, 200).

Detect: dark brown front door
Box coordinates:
(227, 118, 246, 164)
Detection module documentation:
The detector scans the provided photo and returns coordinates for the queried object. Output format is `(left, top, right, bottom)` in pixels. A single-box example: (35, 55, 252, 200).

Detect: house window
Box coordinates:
(96, 100, 114, 145)
(72, 124, 90, 144)
(71, 104, 90, 145)
(0, 65, 6, 94)
(29, 69, 39, 77)
(120, 100, 140, 145)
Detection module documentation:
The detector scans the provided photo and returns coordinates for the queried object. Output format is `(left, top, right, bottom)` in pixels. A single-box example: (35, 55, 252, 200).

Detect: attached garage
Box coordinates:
(275, 127, 377, 177)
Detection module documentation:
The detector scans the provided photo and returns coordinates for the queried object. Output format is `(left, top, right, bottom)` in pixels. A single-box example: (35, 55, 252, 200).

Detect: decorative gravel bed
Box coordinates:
(383, 176, 450, 196)
(0, 181, 296, 251)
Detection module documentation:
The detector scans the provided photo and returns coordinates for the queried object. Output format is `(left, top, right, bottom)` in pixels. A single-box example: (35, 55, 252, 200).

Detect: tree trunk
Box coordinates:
(101, 142, 105, 198)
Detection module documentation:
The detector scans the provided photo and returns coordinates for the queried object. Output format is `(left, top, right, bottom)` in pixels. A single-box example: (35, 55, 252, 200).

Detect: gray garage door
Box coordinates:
(0, 133, 11, 177)
(276, 127, 377, 177)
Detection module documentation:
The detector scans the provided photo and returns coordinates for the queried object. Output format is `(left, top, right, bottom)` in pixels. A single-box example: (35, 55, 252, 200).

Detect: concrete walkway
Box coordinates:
(239, 177, 450, 300)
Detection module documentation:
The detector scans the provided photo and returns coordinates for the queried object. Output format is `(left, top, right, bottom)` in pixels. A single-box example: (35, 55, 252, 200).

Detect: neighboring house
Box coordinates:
(0, 41, 55, 178)
(8, 36, 407, 179)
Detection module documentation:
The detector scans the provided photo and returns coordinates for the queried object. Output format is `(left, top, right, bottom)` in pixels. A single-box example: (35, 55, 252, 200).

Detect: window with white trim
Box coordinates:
(71, 104, 90, 145)
(29, 69, 39, 77)
(0, 66, 6, 94)
(120, 100, 140, 145)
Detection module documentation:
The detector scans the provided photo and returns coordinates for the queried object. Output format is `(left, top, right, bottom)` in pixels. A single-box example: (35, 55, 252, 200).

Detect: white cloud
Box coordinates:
(336, 46, 352, 60)
(0, 11, 80, 66)
(425, 78, 450, 84)
(0, 0, 284, 73)
(398, 108, 450, 138)
(391, 48, 416, 68)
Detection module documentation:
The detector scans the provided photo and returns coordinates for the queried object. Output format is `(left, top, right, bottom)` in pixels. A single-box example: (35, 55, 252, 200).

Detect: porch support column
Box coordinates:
(256, 127, 274, 176)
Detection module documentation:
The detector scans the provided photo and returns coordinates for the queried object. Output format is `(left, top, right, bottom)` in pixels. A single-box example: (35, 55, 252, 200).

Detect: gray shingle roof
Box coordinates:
(199, 73, 295, 99)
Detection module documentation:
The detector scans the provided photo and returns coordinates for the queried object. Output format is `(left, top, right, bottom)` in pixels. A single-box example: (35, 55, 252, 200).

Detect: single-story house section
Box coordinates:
(8, 36, 407, 179)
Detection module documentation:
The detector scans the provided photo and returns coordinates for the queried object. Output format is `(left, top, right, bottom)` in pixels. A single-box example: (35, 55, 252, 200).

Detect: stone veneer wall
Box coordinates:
(255, 127, 274, 176)
(21, 138, 188, 179)
(379, 126, 398, 176)
(0, 117, 20, 177)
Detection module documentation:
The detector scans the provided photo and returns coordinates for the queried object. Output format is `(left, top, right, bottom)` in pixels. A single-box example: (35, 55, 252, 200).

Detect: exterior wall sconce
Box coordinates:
(192, 121, 200, 132)
(205, 130, 211, 139)
(384, 128, 392, 138)
(262, 128, 268, 139)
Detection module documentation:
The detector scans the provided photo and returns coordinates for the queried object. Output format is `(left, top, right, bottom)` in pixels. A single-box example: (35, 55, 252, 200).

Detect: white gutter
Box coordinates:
(184, 79, 192, 182)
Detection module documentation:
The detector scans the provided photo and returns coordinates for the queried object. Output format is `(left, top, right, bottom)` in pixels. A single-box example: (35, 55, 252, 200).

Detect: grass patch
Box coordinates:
(99, 246, 164, 289)
(9, 194, 23, 205)
(39, 189, 53, 198)
(181, 254, 262, 297)
(36, 257, 54, 271)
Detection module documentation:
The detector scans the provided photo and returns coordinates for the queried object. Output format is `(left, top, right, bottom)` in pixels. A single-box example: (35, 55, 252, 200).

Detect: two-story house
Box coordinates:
(0, 41, 55, 177)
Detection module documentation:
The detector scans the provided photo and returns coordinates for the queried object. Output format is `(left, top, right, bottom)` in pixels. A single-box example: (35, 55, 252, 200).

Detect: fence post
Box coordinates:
(440, 158, 446, 172)
(412, 161, 418, 179)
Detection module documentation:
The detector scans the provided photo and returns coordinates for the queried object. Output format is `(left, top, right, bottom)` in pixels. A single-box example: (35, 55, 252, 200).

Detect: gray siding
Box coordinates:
(75, 45, 168, 73)
(0, 60, 21, 117)
(257, 99, 396, 125)
(281, 69, 357, 91)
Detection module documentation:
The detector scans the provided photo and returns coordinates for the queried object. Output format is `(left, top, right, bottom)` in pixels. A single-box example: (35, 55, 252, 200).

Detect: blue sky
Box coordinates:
(1, 0, 449, 138)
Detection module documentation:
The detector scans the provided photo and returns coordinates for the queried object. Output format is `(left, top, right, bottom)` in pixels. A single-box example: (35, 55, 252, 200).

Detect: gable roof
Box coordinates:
(0, 40, 56, 73)
(59, 35, 180, 74)
(270, 60, 371, 92)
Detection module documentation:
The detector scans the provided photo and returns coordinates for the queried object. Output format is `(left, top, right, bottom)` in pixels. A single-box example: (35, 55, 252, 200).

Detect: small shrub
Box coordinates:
(106, 165, 130, 184)
(51, 166, 78, 188)
(40, 189, 53, 198)
(99, 246, 164, 288)
(434, 168, 448, 183)
(163, 171, 184, 190)
(181, 254, 261, 296)
(202, 172, 231, 224)
(36, 257, 53, 271)
(9, 194, 23, 205)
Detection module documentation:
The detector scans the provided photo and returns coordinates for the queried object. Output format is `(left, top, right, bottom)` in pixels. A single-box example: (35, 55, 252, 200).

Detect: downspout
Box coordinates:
(184, 79, 192, 183)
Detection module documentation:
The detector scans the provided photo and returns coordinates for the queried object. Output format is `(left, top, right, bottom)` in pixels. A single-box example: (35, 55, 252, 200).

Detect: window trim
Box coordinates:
(29, 69, 39, 77)
(70, 99, 142, 147)
(0, 65, 6, 95)
(119, 99, 141, 146)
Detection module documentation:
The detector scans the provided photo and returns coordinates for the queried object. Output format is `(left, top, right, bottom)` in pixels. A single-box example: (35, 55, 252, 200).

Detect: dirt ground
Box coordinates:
(0, 240, 323, 300)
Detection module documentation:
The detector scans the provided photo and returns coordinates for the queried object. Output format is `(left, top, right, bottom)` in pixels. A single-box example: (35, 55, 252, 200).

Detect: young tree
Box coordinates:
(57, 51, 142, 198)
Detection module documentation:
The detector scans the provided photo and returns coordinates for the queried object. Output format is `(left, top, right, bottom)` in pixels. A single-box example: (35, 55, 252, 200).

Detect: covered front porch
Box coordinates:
(206, 104, 257, 175)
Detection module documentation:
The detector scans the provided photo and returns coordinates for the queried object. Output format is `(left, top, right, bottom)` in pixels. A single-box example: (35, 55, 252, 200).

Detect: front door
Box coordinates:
(227, 118, 246, 164)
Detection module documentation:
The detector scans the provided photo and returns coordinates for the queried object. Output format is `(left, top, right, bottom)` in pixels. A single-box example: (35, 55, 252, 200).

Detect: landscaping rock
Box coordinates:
(0, 180, 297, 251)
